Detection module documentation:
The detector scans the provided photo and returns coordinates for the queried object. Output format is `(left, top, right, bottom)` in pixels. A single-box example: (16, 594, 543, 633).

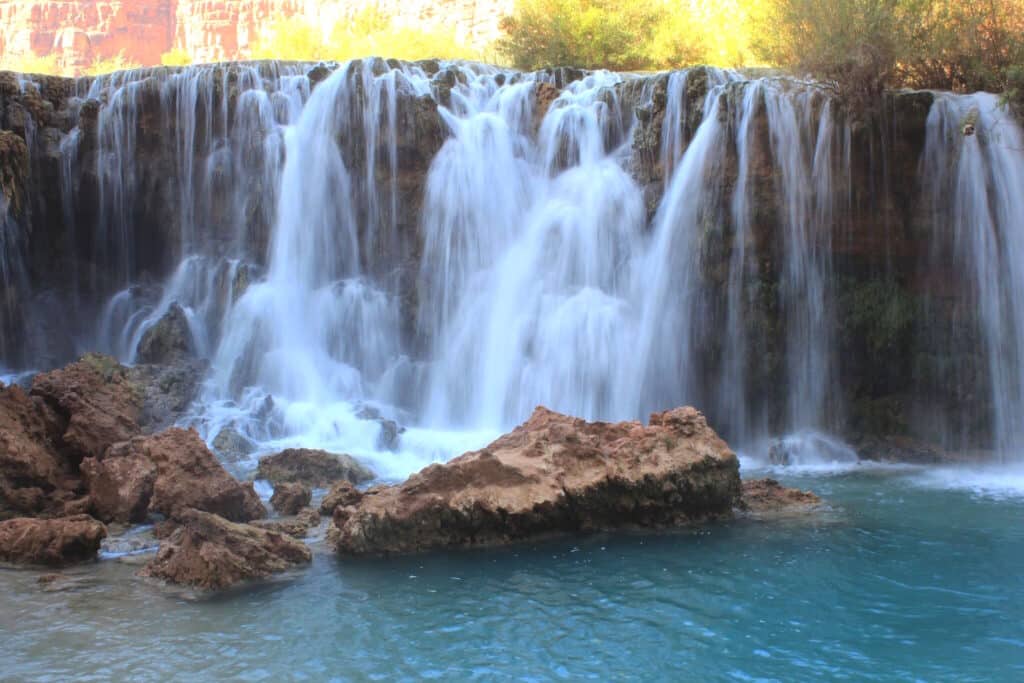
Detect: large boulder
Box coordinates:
(334, 406, 741, 555)
(140, 508, 312, 590)
(0, 515, 106, 566)
(257, 448, 375, 488)
(135, 304, 195, 365)
(104, 428, 265, 523)
(319, 480, 364, 516)
(30, 354, 141, 462)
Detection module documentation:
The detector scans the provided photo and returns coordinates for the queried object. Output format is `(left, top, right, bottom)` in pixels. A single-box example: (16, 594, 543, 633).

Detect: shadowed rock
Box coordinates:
(257, 448, 375, 488)
(334, 406, 741, 555)
(140, 508, 311, 590)
(136, 304, 195, 365)
(0, 515, 106, 566)
(270, 483, 311, 516)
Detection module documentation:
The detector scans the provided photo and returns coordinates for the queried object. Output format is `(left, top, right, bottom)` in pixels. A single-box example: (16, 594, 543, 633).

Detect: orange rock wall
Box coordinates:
(0, 0, 511, 72)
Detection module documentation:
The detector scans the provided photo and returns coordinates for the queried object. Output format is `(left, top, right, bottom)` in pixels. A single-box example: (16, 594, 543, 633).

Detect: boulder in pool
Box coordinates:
(140, 508, 312, 590)
(102, 427, 266, 523)
(0, 515, 107, 566)
(257, 448, 375, 488)
(739, 478, 823, 516)
(270, 482, 311, 515)
(334, 406, 741, 555)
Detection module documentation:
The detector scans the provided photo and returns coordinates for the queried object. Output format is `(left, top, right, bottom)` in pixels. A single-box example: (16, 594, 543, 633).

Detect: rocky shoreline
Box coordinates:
(0, 354, 825, 591)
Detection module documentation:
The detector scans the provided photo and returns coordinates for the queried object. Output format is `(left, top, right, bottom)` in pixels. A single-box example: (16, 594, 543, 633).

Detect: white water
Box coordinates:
(5, 62, 1024, 480)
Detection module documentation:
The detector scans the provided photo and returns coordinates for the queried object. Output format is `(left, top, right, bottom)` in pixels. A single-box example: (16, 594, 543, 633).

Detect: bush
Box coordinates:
(160, 48, 193, 67)
(252, 7, 483, 63)
(498, 0, 708, 71)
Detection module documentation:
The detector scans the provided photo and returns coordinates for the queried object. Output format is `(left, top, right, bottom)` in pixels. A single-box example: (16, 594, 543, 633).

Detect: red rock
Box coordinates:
(30, 353, 141, 463)
(257, 448, 374, 488)
(140, 508, 311, 590)
(80, 453, 157, 524)
(319, 480, 363, 516)
(106, 427, 266, 522)
(270, 482, 310, 516)
(0, 514, 106, 566)
(334, 406, 742, 555)
(0, 383, 69, 517)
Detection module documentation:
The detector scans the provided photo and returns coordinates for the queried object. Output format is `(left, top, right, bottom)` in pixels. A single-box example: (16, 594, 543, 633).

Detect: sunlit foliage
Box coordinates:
(84, 51, 142, 76)
(251, 6, 484, 63)
(0, 51, 62, 75)
(160, 48, 194, 68)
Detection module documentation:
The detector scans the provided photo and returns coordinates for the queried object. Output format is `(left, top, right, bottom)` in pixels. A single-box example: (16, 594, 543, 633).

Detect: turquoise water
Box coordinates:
(2, 465, 1023, 682)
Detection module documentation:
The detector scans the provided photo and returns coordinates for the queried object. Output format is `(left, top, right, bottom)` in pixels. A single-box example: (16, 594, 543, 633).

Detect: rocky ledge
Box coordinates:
(333, 406, 745, 555)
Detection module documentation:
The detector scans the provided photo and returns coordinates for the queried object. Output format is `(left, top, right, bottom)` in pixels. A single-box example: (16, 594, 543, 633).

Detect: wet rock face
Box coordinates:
(257, 448, 375, 488)
(334, 406, 741, 556)
(139, 508, 311, 591)
(105, 427, 265, 523)
(0, 514, 106, 566)
(135, 303, 195, 365)
(270, 482, 311, 516)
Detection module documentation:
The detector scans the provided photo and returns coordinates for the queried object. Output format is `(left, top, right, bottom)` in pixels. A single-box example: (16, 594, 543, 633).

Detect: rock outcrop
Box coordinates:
(334, 406, 742, 555)
(102, 428, 265, 523)
(135, 303, 195, 365)
(319, 480, 363, 516)
(140, 508, 311, 590)
(0, 382, 71, 518)
(0, 514, 106, 565)
(257, 448, 375, 488)
(80, 453, 157, 523)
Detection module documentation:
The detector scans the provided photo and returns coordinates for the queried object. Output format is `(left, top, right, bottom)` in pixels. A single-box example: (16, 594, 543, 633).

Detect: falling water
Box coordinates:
(2, 59, 1023, 474)
(922, 93, 1024, 457)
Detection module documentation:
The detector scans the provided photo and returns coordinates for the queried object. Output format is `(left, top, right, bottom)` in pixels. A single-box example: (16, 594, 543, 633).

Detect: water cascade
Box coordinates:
(2, 60, 1024, 471)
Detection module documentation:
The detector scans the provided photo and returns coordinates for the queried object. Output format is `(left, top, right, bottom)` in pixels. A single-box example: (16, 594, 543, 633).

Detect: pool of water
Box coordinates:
(2, 465, 1023, 682)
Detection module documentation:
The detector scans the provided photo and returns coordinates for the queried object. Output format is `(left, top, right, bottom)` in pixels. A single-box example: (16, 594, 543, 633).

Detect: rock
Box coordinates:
(126, 359, 207, 434)
(853, 434, 954, 464)
(105, 427, 265, 522)
(270, 483, 311, 516)
(257, 448, 375, 488)
(253, 507, 321, 539)
(139, 508, 311, 591)
(739, 479, 823, 515)
(0, 383, 71, 517)
(334, 406, 741, 556)
(30, 353, 141, 462)
(135, 304, 195, 365)
(211, 424, 256, 461)
(319, 480, 364, 516)
(80, 453, 157, 524)
(355, 406, 404, 451)
(0, 515, 106, 566)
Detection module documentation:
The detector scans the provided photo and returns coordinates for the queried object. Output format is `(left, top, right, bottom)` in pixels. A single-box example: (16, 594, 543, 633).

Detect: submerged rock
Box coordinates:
(257, 448, 375, 488)
(334, 406, 741, 555)
(135, 303, 195, 365)
(0, 515, 106, 566)
(140, 508, 311, 590)
(104, 428, 265, 523)
(270, 483, 311, 516)
(739, 479, 823, 516)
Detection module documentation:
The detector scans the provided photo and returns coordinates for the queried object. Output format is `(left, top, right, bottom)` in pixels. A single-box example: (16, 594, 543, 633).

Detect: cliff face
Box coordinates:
(0, 0, 511, 72)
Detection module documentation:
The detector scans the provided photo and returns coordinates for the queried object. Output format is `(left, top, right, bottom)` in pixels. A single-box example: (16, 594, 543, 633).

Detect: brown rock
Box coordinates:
(0, 515, 106, 566)
(30, 353, 141, 462)
(106, 427, 265, 522)
(270, 482, 311, 516)
(334, 406, 741, 555)
(0, 383, 69, 517)
(135, 303, 195, 365)
(257, 448, 375, 488)
(253, 507, 321, 539)
(140, 508, 311, 590)
(80, 453, 157, 523)
(740, 479, 823, 515)
(319, 480, 363, 516)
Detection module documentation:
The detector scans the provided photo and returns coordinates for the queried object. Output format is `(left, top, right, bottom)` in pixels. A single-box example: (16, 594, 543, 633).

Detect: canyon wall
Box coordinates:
(0, 0, 511, 71)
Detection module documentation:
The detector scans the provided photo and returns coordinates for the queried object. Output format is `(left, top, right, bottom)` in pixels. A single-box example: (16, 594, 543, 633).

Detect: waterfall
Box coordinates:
(922, 93, 1024, 456)
(3, 59, 1024, 473)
